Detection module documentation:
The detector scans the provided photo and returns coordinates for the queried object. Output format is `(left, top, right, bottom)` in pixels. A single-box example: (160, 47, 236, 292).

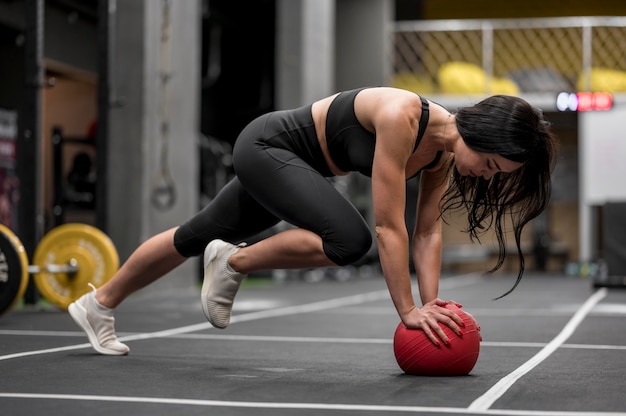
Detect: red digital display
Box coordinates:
(556, 92, 613, 112)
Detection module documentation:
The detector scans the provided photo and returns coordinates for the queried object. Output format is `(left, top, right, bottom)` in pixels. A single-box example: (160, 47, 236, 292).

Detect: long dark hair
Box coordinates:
(441, 95, 559, 298)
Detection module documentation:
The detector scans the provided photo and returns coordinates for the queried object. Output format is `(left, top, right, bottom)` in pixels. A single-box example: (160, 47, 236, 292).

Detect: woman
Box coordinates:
(69, 87, 558, 356)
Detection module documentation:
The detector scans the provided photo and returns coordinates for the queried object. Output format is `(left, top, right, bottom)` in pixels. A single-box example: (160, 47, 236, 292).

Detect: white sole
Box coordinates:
(201, 241, 220, 322)
(68, 302, 128, 356)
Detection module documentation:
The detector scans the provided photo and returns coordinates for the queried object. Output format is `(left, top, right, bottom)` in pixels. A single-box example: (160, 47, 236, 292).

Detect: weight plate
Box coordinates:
(32, 223, 119, 310)
(0, 224, 29, 316)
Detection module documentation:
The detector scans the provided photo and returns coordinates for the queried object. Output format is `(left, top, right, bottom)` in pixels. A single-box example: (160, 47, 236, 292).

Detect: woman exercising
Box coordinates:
(69, 86, 558, 355)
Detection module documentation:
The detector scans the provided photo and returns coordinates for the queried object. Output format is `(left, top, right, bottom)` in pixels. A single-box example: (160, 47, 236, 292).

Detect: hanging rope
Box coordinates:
(151, 0, 177, 211)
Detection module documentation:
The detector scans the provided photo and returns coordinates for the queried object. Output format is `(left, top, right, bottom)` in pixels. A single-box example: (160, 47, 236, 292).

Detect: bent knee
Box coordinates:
(323, 228, 372, 266)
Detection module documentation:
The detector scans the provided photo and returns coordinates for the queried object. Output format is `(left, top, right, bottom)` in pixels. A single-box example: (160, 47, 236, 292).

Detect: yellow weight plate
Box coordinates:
(0, 224, 29, 316)
(32, 223, 119, 310)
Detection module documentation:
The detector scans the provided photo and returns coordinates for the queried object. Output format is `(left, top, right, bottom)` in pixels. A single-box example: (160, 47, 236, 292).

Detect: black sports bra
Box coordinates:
(325, 87, 443, 178)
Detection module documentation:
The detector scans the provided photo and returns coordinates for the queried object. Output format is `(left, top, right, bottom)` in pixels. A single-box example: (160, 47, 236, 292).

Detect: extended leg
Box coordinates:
(67, 227, 186, 355)
(95, 227, 186, 309)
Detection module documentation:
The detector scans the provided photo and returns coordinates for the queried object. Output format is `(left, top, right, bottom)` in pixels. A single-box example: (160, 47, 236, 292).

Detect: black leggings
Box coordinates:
(173, 105, 372, 266)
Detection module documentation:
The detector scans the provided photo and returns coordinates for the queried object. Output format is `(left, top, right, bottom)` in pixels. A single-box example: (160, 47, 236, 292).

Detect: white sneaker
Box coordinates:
(68, 284, 129, 355)
(201, 239, 247, 328)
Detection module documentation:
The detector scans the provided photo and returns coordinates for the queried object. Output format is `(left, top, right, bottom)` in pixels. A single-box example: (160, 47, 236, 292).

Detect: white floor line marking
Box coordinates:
(0, 273, 481, 362)
(168, 335, 626, 351)
(0, 392, 625, 416)
(0, 330, 82, 337)
(0, 292, 386, 362)
(2, 330, 625, 351)
(173, 333, 392, 343)
(558, 343, 626, 351)
(0, 343, 94, 362)
(468, 287, 608, 411)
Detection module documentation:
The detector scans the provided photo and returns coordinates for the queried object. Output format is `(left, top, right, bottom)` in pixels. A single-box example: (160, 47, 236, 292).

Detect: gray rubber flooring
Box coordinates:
(1, 271, 625, 416)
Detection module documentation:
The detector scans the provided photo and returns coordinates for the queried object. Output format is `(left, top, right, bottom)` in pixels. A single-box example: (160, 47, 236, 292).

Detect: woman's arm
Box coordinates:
(373, 151, 463, 346)
(370, 113, 416, 321)
(372, 177, 414, 322)
(365, 92, 463, 346)
(412, 162, 451, 305)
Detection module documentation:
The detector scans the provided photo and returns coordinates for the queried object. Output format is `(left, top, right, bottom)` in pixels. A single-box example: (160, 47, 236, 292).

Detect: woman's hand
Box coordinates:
(401, 298, 465, 347)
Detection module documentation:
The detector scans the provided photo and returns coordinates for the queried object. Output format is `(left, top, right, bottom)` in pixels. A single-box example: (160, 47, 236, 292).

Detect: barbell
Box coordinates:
(0, 223, 119, 316)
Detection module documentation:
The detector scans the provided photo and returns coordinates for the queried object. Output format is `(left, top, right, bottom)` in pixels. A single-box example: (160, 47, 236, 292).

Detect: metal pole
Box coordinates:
(17, 0, 44, 305)
(482, 21, 494, 95)
(581, 19, 592, 91)
(52, 126, 64, 227)
(96, 0, 115, 232)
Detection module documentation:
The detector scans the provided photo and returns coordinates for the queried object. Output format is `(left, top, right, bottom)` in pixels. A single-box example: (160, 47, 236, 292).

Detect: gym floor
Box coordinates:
(0, 270, 625, 416)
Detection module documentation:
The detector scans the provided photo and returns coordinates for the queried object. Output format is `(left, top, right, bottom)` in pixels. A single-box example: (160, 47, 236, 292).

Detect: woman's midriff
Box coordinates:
(311, 95, 349, 177)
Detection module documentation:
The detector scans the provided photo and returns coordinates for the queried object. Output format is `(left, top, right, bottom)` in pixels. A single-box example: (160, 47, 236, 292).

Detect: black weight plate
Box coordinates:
(0, 224, 29, 316)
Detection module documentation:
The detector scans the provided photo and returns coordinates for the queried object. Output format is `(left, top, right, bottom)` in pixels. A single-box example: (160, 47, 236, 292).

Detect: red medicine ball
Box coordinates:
(393, 304, 481, 376)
